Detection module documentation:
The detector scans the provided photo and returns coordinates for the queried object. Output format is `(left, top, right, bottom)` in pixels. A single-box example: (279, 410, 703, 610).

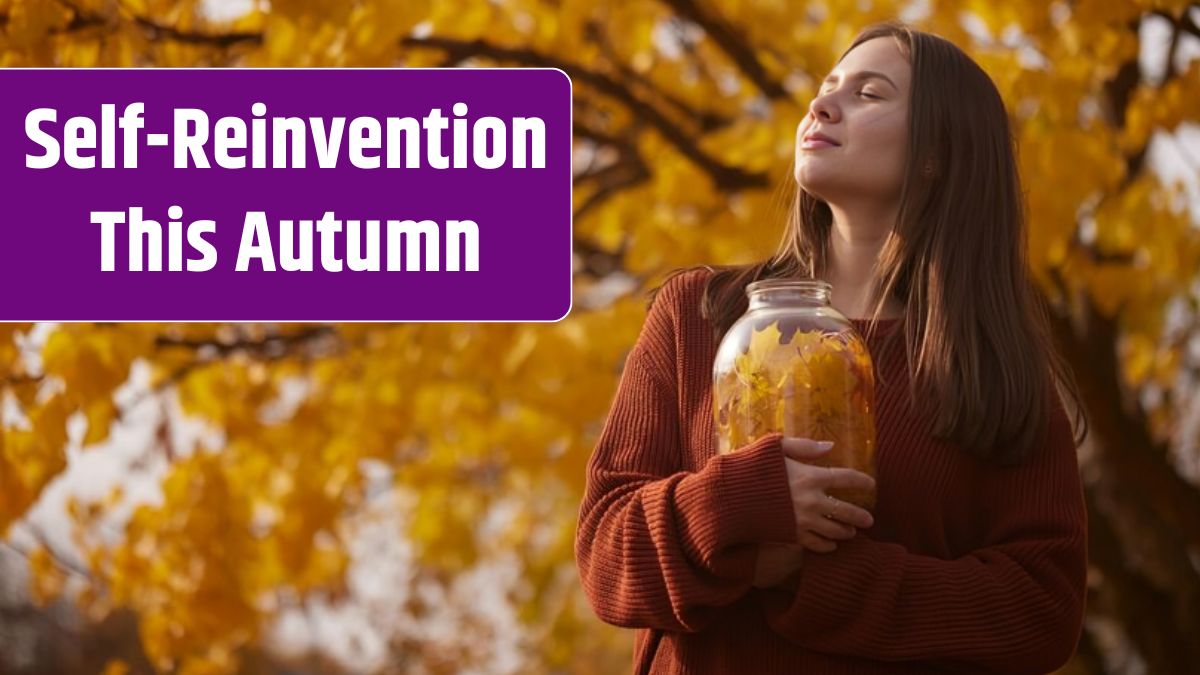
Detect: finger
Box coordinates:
(826, 498, 875, 529)
(798, 532, 838, 554)
(807, 516, 857, 541)
(781, 437, 834, 461)
(799, 532, 837, 553)
(818, 467, 877, 493)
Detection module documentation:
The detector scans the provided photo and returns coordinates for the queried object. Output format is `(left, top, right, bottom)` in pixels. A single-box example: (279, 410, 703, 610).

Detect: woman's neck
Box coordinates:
(823, 216, 904, 320)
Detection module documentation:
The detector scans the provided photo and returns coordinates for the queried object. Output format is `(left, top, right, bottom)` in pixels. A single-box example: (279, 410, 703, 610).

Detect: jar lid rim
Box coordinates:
(746, 278, 831, 293)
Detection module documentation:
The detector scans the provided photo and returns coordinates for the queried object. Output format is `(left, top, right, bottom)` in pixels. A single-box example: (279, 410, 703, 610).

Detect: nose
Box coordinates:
(808, 91, 839, 124)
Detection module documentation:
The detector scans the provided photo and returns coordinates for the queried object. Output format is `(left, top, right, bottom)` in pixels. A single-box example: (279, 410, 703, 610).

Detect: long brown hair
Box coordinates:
(648, 22, 1088, 466)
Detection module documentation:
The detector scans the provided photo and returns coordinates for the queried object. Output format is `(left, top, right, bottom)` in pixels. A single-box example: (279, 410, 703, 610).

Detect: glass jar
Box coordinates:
(712, 279, 878, 510)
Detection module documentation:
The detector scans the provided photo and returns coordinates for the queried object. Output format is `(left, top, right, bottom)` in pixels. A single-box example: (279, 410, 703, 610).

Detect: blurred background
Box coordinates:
(1, 0, 1199, 673)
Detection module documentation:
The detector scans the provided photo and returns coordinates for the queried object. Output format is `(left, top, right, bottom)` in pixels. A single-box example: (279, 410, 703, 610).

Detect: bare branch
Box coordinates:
(5, 523, 93, 580)
(1185, 7, 1200, 39)
(128, 14, 262, 48)
(102, 325, 342, 418)
(400, 35, 768, 191)
(568, 116, 644, 277)
(149, 324, 338, 390)
(574, 154, 650, 224)
(47, 0, 106, 35)
(572, 119, 652, 219)
(1151, 8, 1200, 40)
(153, 324, 337, 359)
(582, 20, 733, 133)
(3, 373, 44, 388)
(1165, 15, 1182, 80)
(657, 0, 788, 99)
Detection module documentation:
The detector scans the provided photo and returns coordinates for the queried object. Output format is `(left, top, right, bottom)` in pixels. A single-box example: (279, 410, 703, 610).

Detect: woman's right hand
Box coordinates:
(780, 437, 876, 553)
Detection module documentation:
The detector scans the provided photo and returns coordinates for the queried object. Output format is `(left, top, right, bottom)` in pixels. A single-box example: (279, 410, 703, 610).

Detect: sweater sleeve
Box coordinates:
(575, 272, 798, 633)
(760, 395, 1088, 674)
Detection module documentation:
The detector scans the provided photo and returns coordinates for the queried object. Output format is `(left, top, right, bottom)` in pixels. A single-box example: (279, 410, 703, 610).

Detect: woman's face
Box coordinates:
(794, 37, 912, 207)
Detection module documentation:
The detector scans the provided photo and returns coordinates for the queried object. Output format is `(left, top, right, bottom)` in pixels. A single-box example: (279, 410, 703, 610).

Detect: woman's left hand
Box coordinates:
(752, 543, 805, 588)
(779, 437, 876, 551)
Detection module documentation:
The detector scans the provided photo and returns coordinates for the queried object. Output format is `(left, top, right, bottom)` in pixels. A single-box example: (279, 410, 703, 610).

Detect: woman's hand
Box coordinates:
(753, 543, 805, 588)
(780, 437, 876, 553)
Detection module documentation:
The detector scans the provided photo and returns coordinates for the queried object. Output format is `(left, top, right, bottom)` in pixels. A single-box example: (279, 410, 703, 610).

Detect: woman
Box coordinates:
(575, 21, 1091, 675)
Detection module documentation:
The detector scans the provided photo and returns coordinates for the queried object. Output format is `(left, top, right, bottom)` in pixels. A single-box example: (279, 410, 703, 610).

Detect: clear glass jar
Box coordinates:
(712, 279, 878, 509)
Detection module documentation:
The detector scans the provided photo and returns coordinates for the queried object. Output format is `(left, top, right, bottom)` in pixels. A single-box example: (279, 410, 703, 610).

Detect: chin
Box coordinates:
(794, 164, 834, 201)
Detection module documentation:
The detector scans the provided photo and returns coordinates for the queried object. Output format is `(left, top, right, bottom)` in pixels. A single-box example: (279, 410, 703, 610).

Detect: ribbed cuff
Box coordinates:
(675, 432, 798, 580)
(713, 433, 798, 544)
(792, 535, 883, 619)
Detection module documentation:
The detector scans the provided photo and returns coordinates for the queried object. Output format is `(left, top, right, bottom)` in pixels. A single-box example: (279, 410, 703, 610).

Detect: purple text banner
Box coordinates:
(0, 68, 572, 321)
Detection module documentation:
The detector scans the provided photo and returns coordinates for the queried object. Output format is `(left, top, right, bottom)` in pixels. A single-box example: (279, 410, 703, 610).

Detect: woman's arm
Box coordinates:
(575, 273, 798, 633)
(759, 398, 1088, 674)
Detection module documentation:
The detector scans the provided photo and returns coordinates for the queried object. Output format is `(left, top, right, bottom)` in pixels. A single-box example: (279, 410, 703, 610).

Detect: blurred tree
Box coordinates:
(1, 0, 1199, 672)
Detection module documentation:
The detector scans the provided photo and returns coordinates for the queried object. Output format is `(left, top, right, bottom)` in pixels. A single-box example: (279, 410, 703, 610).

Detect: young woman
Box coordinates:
(575, 22, 1091, 674)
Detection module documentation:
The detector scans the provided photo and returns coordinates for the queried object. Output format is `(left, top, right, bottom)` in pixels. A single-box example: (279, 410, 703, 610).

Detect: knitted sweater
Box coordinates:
(575, 267, 1088, 674)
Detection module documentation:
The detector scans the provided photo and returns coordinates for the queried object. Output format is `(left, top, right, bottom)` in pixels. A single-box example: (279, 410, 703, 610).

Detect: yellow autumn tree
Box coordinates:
(2, 0, 1199, 672)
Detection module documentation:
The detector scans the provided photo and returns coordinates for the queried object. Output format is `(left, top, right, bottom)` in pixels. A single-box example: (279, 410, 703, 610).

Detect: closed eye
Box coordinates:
(817, 88, 882, 99)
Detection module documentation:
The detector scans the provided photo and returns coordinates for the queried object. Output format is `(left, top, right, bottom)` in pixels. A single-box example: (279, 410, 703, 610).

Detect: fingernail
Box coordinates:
(816, 441, 834, 451)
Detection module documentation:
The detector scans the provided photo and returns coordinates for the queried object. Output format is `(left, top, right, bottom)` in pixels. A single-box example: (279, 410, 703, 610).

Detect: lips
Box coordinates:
(802, 131, 840, 149)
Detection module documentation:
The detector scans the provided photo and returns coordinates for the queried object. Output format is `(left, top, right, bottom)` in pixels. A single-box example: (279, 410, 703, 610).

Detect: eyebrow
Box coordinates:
(822, 70, 898, 91)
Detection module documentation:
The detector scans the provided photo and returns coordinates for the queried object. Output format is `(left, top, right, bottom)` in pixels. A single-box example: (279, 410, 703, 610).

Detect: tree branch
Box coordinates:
(128, 14, 262, 48)
(153, 325, 337, 359)
(582, 19, 733, 133)
(47, 0, 106, 35)
(101, 325, 343, 418)
(1164, 14, 1182, 81)
(657, 0, 788, 99)
(3, 373, 44, 387)
(1152, 8, 1200, 40)
(1050, 303, 1200, 548)
(1047, 288, 1200, 668)
(573, 121, 651, 223)
(400, 35, 768, 191)
(1185, 7, 1200, 39)
(569, 116, 643, 276)
(1104, 12, 1196, 187)
(5, 523, 93, 580)
(575, 157, 650, 221)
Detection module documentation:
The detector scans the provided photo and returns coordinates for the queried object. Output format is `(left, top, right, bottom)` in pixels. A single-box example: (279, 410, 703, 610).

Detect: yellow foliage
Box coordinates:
(27, 544, 67, 606)
(1, 0, 1196, 672)
(101, 660, 131, 675)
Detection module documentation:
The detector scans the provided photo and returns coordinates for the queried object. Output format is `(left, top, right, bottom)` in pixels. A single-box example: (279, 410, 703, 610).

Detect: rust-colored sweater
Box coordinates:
(575, 267, 1088, 674)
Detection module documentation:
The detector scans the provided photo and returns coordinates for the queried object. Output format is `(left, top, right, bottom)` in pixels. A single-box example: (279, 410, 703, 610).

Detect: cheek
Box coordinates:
(853, 110, 906, 148)
(795, 117, 811, 145)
